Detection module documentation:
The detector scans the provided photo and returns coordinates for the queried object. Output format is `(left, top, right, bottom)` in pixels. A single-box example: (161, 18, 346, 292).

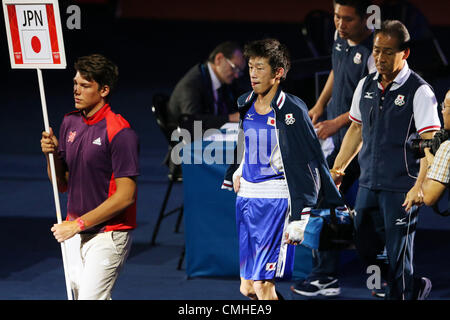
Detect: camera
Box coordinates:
(409, 129, 449, 158)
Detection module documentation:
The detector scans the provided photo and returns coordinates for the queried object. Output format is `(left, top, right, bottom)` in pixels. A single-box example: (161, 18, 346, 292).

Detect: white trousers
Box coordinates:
(65, 231, 132, 300)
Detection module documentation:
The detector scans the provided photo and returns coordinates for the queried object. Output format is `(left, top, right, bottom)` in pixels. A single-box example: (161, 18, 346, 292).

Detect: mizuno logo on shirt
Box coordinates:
(92, 137, 102, 146)
(245, 113, 254, 120)
(395, 217, 407, 226)
(364, 91, 374, 99)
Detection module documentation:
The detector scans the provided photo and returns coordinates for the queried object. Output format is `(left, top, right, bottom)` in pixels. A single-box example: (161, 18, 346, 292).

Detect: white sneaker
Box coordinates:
(418, 277, 432, 300)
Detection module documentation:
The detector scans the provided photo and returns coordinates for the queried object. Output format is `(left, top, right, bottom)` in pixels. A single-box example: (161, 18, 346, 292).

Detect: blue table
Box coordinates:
(181, 139, 312, 279)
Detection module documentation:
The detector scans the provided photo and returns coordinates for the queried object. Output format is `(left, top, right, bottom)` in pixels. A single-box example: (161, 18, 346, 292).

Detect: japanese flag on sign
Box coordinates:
(2, 0, 66, 69)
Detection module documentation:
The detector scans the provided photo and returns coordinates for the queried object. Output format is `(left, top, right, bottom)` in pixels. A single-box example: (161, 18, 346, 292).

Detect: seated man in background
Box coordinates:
(423, 90, 450, 206)
(168, 41, 246, 132)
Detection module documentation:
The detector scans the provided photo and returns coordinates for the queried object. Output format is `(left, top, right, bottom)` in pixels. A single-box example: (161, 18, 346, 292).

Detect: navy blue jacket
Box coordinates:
(329, 31, 373, 149)
(357, 71, 435, 192)
(222, 88, 345, 221)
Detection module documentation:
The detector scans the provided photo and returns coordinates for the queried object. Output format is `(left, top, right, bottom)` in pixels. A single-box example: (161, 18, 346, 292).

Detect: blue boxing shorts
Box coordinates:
(236, 178, 295, 281)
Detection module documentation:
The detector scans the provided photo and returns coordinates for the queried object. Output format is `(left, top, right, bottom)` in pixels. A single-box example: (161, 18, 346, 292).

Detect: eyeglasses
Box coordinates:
(441, 101, 448, 111)
(225, 58, 243, 76)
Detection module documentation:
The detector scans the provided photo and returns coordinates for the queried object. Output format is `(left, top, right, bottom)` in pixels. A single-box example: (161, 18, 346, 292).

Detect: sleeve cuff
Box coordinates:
(221, 180, 233, 191)
(417, 125, 441, 135)
(349, 114, 362, 124)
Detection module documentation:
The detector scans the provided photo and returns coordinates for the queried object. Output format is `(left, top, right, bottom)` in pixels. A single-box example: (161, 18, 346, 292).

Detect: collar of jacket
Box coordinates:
(237, 87, 287, 114)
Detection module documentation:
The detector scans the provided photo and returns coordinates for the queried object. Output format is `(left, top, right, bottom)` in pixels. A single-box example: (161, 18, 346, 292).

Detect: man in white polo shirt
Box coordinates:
(330, 20, 441, 300)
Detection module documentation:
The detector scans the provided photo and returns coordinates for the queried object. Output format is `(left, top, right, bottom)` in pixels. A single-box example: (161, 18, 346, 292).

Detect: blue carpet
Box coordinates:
(2, 152, 450, 300)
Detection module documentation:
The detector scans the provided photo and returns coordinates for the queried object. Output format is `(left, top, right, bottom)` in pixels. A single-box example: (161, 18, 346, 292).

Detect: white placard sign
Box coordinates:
(2, 0, 71, 300)
(2, 0, 66, 68)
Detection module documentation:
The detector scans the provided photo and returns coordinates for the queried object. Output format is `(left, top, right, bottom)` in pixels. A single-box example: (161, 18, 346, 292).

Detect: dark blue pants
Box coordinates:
(353, 187, 423, 300)
(309, 249, 340, 279)
(309, 151, 360, 280)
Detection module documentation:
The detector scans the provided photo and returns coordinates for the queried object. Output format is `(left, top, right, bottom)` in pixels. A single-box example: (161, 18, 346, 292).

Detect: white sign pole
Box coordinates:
(3, 0, 71, 299)
(37, 68, 73, 301)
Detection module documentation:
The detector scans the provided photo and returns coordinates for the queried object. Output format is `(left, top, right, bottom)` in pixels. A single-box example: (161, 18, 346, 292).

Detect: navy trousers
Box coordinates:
(354, 186, 423, 300)
(309, 152, 360, 280)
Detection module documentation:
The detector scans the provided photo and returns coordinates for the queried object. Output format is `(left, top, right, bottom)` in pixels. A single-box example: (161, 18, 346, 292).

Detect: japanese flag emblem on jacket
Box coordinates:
(394, 94, 406, 106)
(353, 52, 362, 64)
(285, 113, 295, 125)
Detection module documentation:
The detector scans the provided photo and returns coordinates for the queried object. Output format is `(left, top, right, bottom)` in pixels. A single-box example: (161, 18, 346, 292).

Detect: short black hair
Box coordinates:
(243, 38, 291, 81)
(374, 20, 411, 51)
(334, 0, 373, 19)
(207, 41, 242, 63)
(74, 54, 119, 98)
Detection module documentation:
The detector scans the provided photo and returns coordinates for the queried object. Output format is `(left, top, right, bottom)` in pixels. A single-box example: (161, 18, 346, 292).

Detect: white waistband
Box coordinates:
(237, 177, 289, 199)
